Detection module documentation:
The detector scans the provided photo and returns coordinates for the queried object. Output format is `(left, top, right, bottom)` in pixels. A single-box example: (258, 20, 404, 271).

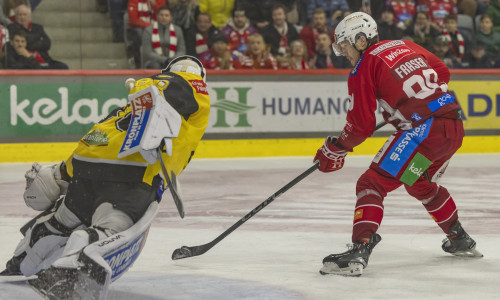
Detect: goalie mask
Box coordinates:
(332, 12, 378, 56)
(162, 55, 207, 83)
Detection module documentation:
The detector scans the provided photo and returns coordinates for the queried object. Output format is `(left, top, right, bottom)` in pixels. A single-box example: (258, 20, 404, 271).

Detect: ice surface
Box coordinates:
(1, 154, 499, 299)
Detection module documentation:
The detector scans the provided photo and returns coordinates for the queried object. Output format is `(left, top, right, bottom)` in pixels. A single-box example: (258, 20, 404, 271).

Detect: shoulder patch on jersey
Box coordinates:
(82, 129, 109, 146)
(189, 79, 208, 95)
(350, 56, 365, 76)
(369, 40, 406, 55)
(370, 40, 415, 68)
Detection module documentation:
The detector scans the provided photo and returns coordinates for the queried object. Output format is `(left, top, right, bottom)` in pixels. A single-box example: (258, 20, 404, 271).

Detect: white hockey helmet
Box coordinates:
(332, 12, 378, 56)
(162, 55, 207, 83)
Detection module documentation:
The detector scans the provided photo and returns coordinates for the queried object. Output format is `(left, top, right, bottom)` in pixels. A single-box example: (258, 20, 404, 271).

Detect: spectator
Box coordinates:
(185, 12, 219, 58)
(300, 8, 330, 58)
(457, 0, 478, 19)
(239, 33, 277, 69)
(7, 4, 68, 69)
(236, 0, 273, 29)
(3, 30, 41, 69)
(170, 0, 198, 35)
(142, 6, 185, 69)
(307, 0, 349, 27)
(431, 35, 462, 68)
(259, 4, 299, 60)
(467, 41, 496, 68)
(391, 0, 416, 30)
(477, 0, 490, 16)
(475, 14, 500, 58)
(222, 8, 258, 54)
(200, 31, 241, 69)
(126, 0, 166, 68)
(404, 11, 440, 51)
(0, 0, 13, 25)
(416, 0, 457, 30)
(108, 0, 127, 42)
(347, 0, 386, 20)
(199, 0, 235, 29)
(486, 0, 500, 33)
(378, 7, 404, 41)
(279, 39, 309, 69)
(308, 31, 349, 68)
(441, 14, 469, 63)
(3, 0, 29, 23)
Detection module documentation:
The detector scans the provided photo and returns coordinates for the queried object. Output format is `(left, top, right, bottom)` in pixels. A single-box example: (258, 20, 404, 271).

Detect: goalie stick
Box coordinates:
(171, 121, 389, 260)
(157, 148, 185, 219)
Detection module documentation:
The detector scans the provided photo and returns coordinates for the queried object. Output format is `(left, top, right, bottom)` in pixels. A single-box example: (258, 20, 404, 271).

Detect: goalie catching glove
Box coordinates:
(23, 162, 69, 211)
(314, 136, 348, 173)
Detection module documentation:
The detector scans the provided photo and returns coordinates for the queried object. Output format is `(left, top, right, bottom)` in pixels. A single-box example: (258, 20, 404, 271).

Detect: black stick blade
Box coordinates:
(172, 246, 192, 260)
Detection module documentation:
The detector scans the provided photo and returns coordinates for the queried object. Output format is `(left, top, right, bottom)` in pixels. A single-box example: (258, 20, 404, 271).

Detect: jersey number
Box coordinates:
(402, 69, 444, 99)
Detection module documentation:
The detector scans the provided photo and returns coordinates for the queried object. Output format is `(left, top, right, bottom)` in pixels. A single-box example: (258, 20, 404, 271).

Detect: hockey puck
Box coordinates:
(172, 246, 192, 260)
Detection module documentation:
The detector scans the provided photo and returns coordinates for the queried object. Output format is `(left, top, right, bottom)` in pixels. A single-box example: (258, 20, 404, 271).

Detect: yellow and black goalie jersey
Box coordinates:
(65, 72, 210, 186)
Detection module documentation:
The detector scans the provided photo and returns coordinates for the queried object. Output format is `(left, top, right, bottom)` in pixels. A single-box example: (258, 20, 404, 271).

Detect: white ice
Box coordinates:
(1, 154, 499, 300)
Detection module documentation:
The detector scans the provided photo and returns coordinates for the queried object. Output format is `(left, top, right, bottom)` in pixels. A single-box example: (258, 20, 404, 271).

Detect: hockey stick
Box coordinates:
(157, 148, 185, 219)
(171, 121, 389, 260)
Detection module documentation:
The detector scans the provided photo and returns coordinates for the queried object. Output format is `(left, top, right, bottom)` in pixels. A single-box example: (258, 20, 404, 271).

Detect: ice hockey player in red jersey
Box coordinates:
(313, 12, 483, 277)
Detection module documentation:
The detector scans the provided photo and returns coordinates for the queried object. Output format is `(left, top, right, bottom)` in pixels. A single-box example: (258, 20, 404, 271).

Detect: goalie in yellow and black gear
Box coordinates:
(1, 56, 211, 299)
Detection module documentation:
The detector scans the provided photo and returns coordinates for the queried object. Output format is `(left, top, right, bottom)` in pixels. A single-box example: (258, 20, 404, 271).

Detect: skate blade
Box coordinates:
(319, 262, 363, 277)
(450, 248, 484, 258)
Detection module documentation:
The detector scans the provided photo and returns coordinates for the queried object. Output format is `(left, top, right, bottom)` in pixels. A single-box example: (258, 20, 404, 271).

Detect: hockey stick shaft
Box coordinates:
(171, 121, 388, 260)
(157, 148, 185, 219)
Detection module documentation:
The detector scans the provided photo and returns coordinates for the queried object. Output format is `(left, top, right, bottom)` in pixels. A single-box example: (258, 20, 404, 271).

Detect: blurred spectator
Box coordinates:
(142, 6, 185, 69)
(222, 8, 257, 54)
(200, 31, 241, 69)
(239, 33, 277, 69)
(7, 4, 68, 69)
(4, 30, 40, 69)
(477, 0, 491, 16)
(347, 0, 386, 20)
(185, 12, 219, 58)
(307, 0, 349, 27)
(259, 4, 299, 61)
(404, 11, 440, 51)
(475, 14, 500, 58)
(0, 0, 13, 25)
(279, 39, 309, 69)
(300, 8, 330, 58)
(126, 0, 166, 68)
(431, 35, 462, 68)
(378, 7, 404, 40)
(456, 0, 477, 19)
(416, 0, 457, 29)
(29, 0, 41, 11)
(170, 0, 198, 35)
(236, 0, 273, 29)
(467, 41, 496, 68)
(199, 0, 234, 29)
(441, 14, 470, 63)
(108, 0, 127, 43)
(486, 0, 500, 33)
(0, 23, 8, 67)
(3, 0, 29, 23)
(391, 0, 416, 30)
(308, 31, 349, 68)
(332, 8, 352, 30)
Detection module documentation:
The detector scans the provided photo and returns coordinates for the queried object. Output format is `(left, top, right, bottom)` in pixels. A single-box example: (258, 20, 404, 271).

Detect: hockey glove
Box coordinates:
(314, 136, 348, 173)
(23, 162, 69, 211)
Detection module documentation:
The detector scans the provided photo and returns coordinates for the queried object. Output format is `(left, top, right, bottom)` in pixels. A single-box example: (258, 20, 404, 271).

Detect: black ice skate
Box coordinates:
(0, 253, 26, 276)
(442, 221, 483, 258)
(320, 233, 381, 276)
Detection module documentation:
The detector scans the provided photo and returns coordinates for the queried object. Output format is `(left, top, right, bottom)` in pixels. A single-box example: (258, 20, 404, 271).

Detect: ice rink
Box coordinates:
(0, 154, 499, 300)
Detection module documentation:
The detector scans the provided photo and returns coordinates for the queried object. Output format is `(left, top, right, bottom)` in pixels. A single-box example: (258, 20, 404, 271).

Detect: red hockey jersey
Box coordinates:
(337, 39, 461, 151)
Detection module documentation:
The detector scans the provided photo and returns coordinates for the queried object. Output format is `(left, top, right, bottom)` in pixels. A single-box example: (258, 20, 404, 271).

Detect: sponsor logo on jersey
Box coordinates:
(82, 129, 109, 146)
(378, 117, 433, 178)
(354, 209, 363, 221)
(427, 93, 454, 112)
(377, 45, 415, 68)
(411, 113, 423, 122)
(399, 152, 432, 186)
(189, 79, 208, 95)
(391, 57, 428, 81)
(350, 56, 365, 76)
(369, 40, 406, 55)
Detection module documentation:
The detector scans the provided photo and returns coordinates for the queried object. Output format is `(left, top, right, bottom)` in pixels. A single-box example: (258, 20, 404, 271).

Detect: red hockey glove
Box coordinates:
(314, 136, 348, 173)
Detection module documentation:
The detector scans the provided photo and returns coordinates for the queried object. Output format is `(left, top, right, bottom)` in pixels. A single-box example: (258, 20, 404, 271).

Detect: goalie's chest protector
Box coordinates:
(66, 72, 211, 186)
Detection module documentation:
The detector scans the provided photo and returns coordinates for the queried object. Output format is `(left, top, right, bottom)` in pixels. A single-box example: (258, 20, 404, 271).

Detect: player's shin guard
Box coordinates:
(421, 187, 458, 234)
(352, 189, 384, 242)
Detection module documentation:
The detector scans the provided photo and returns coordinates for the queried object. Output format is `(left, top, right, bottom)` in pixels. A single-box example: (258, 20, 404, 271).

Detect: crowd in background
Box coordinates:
(1, 0, 500, 70)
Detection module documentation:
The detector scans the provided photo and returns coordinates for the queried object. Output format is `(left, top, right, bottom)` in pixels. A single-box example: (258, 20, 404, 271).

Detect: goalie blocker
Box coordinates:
(28, 201, 159, 300)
